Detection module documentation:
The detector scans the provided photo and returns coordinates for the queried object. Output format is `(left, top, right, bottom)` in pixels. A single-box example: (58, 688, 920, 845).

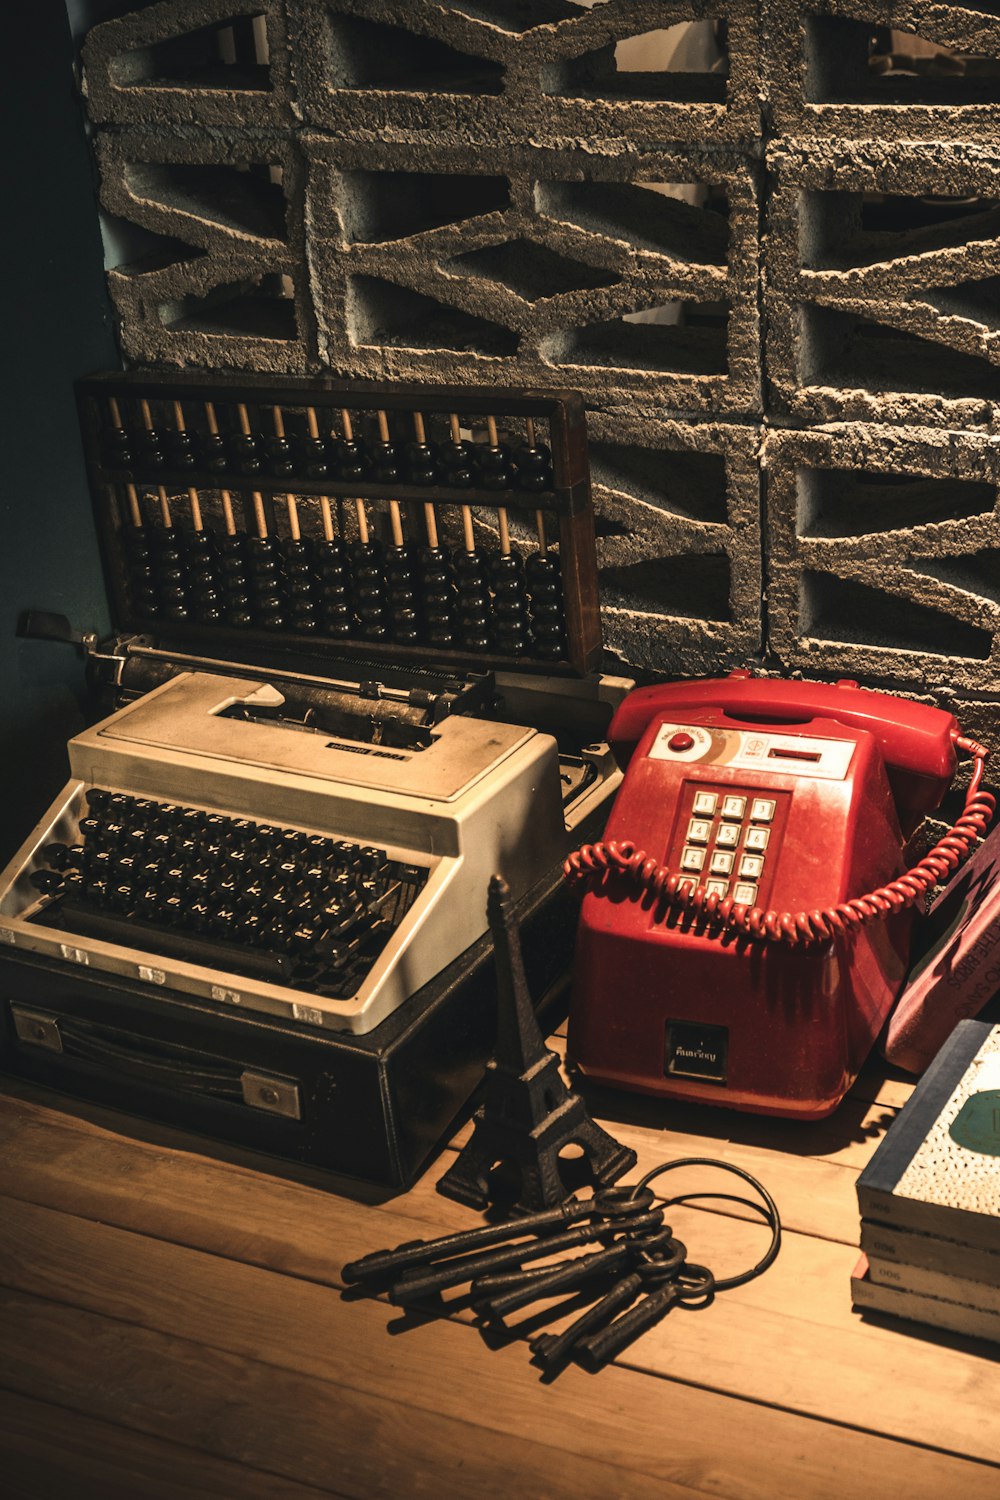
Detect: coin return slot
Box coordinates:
(769, 747, 821, 762)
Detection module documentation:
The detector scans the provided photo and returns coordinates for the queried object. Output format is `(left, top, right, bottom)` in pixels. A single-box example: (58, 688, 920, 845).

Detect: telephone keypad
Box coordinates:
(733, 882, 758, 905)
(675, 783, 782, 907)
(680, 846, 706, 873)
(721, 796, 746, 820)
(745, 827, 770, 852)
(687, 819, 712, 844)
(739, 854, 764, 880)
(709, 851, 734, 875)
(715, 824, 740, 849)
(692, 791, 718, 816)
(750, 798, 775, 823)
(705, 880, 729, 898)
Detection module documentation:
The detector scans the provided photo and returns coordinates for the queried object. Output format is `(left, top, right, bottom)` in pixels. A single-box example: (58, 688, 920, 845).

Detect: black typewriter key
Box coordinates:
(161, 893, 185, 924)
(242, 878, 267, 908)
(188, 899, 211, 932)
(109, 881, 135, 913)
(78, 817, 104, 842)
(86, 789, 112, 814)
(237, 911, 266, 944)
(30, 869, 64, 895)
(204, 814, 228, 834)
(40, 842, 70, 870)
(229, 818, 255, 841)
(211, 906, 238, 938)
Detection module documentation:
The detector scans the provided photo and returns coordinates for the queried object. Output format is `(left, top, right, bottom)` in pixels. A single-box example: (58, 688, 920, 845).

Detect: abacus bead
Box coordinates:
(439, 440, 473, 487)
(167, 430, 196, 470)
(103, 427, 133, 470)
(313, 539, 347, 571)
(473, 444, 510, 490)
(369, 440, 400, 483)
(195, 432, 228, 472)
(296, 435, 328, 478)
(513, 442, 553, 491)
(405, 441, 438, 485)
(336, 440, 368, 482)
(266, 436, 294, 478)
(135, 428, 166, 470)
(121, 524, 151, 557)
(228, 431, 262, 476)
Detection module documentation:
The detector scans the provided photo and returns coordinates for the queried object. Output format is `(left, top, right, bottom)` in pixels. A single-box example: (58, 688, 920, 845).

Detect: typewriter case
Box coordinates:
(0, 371, 628, 1189)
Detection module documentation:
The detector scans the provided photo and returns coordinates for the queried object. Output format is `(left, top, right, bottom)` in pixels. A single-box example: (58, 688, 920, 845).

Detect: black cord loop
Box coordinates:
(630, 1157, 781, 1293)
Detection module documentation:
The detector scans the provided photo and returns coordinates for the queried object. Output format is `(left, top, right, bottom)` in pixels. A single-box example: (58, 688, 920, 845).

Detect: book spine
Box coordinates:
(851, 1265, 1000, 1346)
(866, 1255, 1000, 1314)
(857, 1188, 1000, 1253)
(861, 1222, 1000, 1285)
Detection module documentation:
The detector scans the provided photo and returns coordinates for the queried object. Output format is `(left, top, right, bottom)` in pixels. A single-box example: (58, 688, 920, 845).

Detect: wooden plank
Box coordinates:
(1, 1254, 996, 1500)
(0, 1285, 677, 1500)
(0, 1387, 337, 1500)
(0, 1079, 867, 1249)
(2, 1194, 999, 1471)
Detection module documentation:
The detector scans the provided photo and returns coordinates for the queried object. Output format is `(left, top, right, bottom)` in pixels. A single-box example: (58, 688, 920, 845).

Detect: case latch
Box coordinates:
(11, 1004, 64, 1053)
(240, 1070, 301, 1120)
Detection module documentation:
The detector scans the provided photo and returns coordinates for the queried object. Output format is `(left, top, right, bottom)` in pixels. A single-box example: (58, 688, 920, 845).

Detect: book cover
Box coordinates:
(860, 1220, 1000, 1287)
(857, 1019, 1000, 1251)
(886, 820, 1000, 1073)
(851, 1256, 1000, 1346)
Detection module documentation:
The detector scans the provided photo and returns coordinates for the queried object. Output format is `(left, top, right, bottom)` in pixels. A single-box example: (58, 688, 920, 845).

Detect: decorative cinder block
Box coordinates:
(306, 136, 762, 416)
(286, 0, 762, 149)
(765, 424, 1000, 693)
(762, 0, 1000, 144)
(587, 413, 762, 673)
(97, 129, 315, 372)
(82, 0, 294, 128)
(764, 143, 1000, 429)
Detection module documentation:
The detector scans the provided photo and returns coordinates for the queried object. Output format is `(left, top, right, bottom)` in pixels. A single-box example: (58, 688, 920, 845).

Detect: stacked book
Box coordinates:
(853, 1019, 1000, 1343)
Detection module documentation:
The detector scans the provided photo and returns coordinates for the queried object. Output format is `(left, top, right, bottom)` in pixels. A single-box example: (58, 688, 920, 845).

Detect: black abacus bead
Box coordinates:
(405, 441, 439, 486)
(313, 538, 347, 573)
(121, 523, 151, 558)
(103, 427, 133, 470)
(295, 435, 329, 479)
(134, 427, 166, 470)
(195, 432, 228, 472)
(439, 440, 474, 488)
(512, 441, 553, 492)
(167, 430, 196, 471)
(228, 431, 263, 476)
(319, 610, 355, 638)
(266, 436, 294, 478)
(390, 606, 420, 644)
(369, 439, 401, 484)
(473, 444, 511, 491)
(336, 439, 369, 482)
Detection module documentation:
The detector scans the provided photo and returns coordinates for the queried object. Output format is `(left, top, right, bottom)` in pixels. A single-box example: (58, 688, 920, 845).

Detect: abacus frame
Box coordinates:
(76, 369, 603, 677)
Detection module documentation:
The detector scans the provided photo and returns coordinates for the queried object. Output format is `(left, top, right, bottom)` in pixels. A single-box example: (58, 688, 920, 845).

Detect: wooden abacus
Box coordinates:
(78, 372, 602, 676)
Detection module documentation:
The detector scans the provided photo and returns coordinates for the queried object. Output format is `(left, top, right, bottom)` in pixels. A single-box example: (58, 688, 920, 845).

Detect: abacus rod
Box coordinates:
(237, 403, 253, 437)
(319, 494, 335, 542)
(382, 409, 404, 546)
(251, 490, 268, 539)
(536, 510, 547, 553)
(188, 487, 203, 532)
(173, 400, 187, 433)
(525, 416, 536, 446)
(447, 411, 476, 555)
(340, 408, 354, 443)
(424, 500, 439, 551)
(272, 404, 285, 440)
(156, 485, 173, 529)
(285, 493, 301, 542)
(220, 493, 237, 536)
(204, 401, 220, 436)
(486, 415, 499, 448)
(124, 482, 142, 529)
(306, 406, 321, 441)
(485, 414, 511, 555)
(355, 498, 369, 546)
(108, 395, 124, 430)
(140, 399, 154, 432)
(449, 412, 462, 445)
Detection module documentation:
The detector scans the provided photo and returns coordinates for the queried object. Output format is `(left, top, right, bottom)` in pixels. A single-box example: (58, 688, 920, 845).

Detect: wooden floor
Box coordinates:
(1, 1027, 998, 1500)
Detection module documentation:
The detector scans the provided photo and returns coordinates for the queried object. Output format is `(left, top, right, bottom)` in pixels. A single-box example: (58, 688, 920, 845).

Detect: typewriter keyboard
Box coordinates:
(30, 790, 427, 998)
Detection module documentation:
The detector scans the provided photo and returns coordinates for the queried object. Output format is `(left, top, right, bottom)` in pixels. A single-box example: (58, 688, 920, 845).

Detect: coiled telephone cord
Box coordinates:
(563, 732, 995, 948)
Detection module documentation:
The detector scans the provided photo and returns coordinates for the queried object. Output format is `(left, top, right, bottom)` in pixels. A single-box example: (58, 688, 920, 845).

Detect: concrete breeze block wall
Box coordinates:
(81, 0, 1000, 739)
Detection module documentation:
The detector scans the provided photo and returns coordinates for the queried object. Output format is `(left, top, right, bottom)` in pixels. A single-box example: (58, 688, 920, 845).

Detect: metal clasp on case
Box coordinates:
(240, 1070, 301, 1120)
(11, 1005, 64, 1053)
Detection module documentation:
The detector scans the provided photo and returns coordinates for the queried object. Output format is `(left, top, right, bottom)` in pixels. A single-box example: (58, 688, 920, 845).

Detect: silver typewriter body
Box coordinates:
(0, 666, 626, 1035)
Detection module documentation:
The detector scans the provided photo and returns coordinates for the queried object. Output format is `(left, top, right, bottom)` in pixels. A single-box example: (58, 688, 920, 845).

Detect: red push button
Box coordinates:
(668, 732, 695, 752)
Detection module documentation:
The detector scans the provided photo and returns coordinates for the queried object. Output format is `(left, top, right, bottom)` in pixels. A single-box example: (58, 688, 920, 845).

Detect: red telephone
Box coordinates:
(565, 672, 993, 1119)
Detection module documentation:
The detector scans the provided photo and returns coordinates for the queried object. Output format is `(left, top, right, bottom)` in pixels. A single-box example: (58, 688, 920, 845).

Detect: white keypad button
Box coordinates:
(733, 882, 758, 905)
(750, 798, 775, 823)
(705, 879, 729, 898)
(721, 795, 747, 820)
(715, 824, 740, 848)
(692, 791, 718, 816)
(687, 818, 712, 844)
(739, 854, 764, 879)
(745, 827, 770, 852)
(710, 850, 734, 875)
(680, 846, 706, 872)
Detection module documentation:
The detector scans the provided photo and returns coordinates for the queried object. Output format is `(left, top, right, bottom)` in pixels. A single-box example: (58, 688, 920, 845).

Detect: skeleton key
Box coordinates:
(574, 1261, 714, 1372)
(472, 1240, 632, 1322)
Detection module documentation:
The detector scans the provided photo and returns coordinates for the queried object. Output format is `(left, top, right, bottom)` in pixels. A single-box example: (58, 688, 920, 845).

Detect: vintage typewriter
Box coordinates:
(0, 372, 629, 1187)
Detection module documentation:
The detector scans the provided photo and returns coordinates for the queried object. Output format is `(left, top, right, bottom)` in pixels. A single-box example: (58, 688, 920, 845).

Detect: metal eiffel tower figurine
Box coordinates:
(437, 874, 636, 1213)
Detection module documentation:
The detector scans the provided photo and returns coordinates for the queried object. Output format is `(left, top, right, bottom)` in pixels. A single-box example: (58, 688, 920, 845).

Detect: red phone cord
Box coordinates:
(563, 733, 995, 948)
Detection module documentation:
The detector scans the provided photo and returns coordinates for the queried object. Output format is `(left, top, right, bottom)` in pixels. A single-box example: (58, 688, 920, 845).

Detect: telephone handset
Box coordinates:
(565, 672, 993, 1118)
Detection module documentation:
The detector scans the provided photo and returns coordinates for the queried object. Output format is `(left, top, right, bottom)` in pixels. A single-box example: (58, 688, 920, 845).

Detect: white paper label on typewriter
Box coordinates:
(0, 670, 568, 1035)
